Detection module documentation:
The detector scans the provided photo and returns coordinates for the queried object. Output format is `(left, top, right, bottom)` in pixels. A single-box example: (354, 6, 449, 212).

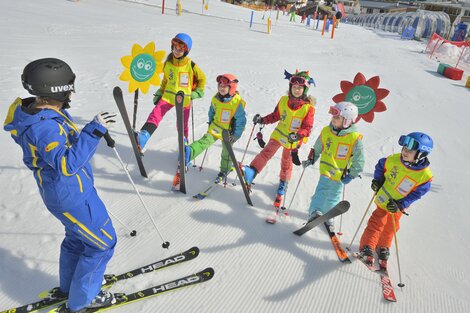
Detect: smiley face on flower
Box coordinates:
(120, 42, 165, 94)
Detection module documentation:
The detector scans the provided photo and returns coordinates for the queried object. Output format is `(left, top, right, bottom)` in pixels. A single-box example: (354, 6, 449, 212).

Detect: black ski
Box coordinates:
(113, 86, 147, 178)
(2, 247, 199, 313)
(175, 90, 187, 194)
(293, 201, 350, 236)
(221, 129, 253, 206)
(49, 268, 215, 312)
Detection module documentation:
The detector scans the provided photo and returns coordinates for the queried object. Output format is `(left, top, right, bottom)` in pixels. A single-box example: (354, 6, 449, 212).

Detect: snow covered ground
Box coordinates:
(0, 0, 469, 312)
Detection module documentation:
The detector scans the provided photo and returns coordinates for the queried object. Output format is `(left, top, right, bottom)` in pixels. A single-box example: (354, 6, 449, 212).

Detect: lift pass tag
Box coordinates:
(221, 109, 231, 124)
(336, 144, 349, 160)
(290, 118, 302, 131)
(396, 177, 416, 196)
(179, 72, 190, 87)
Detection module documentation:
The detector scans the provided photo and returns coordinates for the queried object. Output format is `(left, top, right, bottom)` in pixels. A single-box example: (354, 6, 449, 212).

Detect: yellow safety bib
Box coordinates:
(375, 153, 433, 209)
(161, 60, 193, 108)
(319, 126, 362, 181)
(208, 94, 245, 140)
(270, 96, 311, 149)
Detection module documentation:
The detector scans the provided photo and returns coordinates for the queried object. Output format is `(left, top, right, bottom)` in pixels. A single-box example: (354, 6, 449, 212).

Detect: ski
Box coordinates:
(221, 129, 253, 206)
(193, 183, 217, 200)
(265, 206, 289, 224)
(175, 90, 187, 194)
(112, 86, 147, 178)
(1, 247, 199, 313)
(293, 201, 350, 236)
(353, 252, 377, 271)
(380, 269, 397, 302)
(47, 268, 215, 313)
(324, 223, 351, 263)
(193, 169, 235, 200)
(354, 253, 397, 302)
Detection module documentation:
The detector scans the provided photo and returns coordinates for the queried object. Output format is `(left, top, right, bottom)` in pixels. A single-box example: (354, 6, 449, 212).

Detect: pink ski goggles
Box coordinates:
(328, 106, 341, 117)
(289, 76, 310, 87)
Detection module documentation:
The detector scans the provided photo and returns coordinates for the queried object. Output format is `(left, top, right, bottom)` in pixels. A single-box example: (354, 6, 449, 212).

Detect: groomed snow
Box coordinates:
(0, 0, 469, 312)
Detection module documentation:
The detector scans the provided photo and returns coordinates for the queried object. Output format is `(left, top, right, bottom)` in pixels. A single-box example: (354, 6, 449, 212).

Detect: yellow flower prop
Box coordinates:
(119, 42, 166, 94)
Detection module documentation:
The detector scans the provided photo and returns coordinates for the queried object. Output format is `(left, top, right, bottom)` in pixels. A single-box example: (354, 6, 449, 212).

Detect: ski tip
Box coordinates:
(200, 267, 215, 279)
(113, 86, 122, 94)
(337, 200, 351, 213)
(188, 246, 200, 257)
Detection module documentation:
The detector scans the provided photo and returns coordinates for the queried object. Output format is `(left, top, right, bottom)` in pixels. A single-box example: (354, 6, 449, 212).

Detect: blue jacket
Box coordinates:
(4, 97, 107, 213)
(208, 93, 247, 139)
(374, 156, 431, 209)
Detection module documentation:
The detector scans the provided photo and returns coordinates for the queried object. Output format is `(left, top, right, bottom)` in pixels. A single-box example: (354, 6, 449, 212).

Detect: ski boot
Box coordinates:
(307, 210, 322, 223)
(184, 145, 192, 166)
(242, 165, 257, 186)
(276, 180, 287, 195)
(358, 246, 375, 267)
(376, 247, 390, 271)
(325, 218, 335, 233)
(273, 194, 283, 208)
(134, 130, 150, 153)
(55, 291, 116, 312)
(172, 172, 181, 191)
(215, 171, 228, 184)
(43, 287, 68, 301)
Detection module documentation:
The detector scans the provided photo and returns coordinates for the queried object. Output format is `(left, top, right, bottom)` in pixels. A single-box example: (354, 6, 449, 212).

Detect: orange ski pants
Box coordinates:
(359, 206, 403, 250)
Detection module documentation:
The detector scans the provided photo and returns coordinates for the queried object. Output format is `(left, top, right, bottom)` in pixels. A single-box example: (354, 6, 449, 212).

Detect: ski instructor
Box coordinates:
(4, 58, 117, 312)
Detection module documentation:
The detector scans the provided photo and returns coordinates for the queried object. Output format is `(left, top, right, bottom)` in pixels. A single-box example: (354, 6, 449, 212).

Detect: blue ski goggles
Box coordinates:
(399, 135, 419, 150)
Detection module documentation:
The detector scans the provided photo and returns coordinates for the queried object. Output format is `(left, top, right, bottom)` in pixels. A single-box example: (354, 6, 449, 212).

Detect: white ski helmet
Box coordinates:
(329, 102, 358, 128)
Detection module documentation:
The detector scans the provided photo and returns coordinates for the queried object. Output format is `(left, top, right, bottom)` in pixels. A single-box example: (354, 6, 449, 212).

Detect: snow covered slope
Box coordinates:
(0, 0, 469, 312)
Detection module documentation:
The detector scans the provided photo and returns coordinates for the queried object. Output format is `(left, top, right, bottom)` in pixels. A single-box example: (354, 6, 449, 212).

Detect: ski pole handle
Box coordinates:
(104, 131, 115, 148)
(307, 148, 315, 160)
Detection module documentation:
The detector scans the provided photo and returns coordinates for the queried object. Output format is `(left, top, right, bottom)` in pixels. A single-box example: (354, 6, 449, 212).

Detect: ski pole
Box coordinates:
(104, 132, 170, 249)
(240, 124, 256, 164)
(286, 166, 307, 211)
(338, 184, 345, 236)
(346, 192, 376, 251)
(391, 213, 405, 287)
(191, 104, 197, 167)
(279, 181, 289, 218)
(132, 89, 139, 131)
(198, 148, 208, 171)
(338, 156, 353, 236)
(106, 209, 137, 237)
(287, 147, 314, 211)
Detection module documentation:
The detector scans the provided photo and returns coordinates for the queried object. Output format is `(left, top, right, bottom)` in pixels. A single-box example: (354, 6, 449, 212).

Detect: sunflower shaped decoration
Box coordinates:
(119, 42, 166, 94)
(332, 72, 390, 123)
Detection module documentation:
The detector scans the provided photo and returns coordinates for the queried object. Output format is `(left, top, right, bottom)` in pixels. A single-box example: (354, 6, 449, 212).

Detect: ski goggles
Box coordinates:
(289, 76, 310, 87)
(216, 75, 238, 86)
(171, 39, 188, 52)
(398, 135, 420, 151)
(328, 106, 341, 117)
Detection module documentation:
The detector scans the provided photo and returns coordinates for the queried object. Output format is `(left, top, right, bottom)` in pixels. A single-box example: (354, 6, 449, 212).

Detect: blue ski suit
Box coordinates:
(4, 97, 116, 311)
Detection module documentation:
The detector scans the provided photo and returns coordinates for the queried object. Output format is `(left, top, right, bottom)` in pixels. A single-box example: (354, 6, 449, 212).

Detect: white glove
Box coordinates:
(93, 111, 117, 129)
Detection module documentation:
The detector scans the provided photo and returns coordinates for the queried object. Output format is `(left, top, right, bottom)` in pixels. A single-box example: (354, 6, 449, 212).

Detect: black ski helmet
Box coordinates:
(22, 58, 76, 102)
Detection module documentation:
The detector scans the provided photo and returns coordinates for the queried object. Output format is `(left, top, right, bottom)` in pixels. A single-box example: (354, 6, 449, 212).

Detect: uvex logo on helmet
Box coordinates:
(51, 84, 74, 93)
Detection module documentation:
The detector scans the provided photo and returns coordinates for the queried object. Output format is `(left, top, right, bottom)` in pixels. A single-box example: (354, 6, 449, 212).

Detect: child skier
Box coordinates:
(358, 132, 433, 269)
(4, 58, 117, 312)
(135, 33, 206, 151)
(302, 102, 364, 231)
(243, 70, 315, 207)
(184, 74, 247, 183)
